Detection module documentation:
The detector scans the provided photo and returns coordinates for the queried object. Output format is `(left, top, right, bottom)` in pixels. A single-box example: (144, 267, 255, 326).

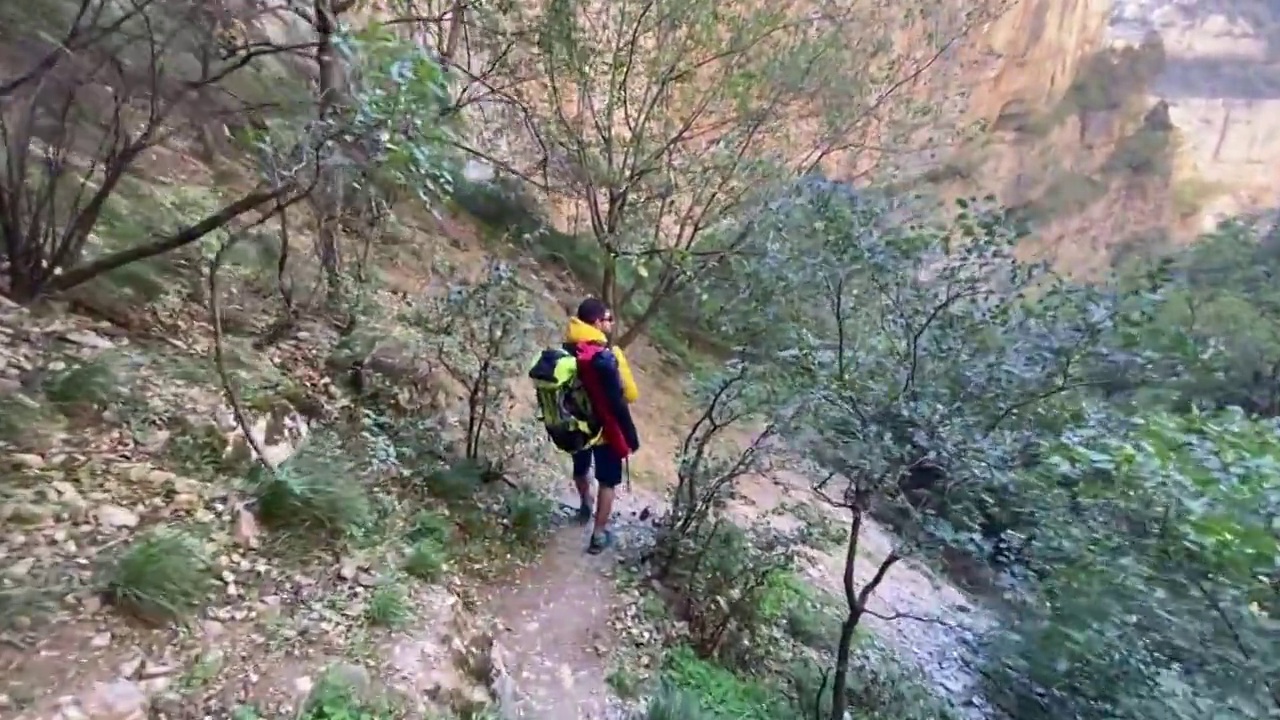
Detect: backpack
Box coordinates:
(528, 347, 601, 453)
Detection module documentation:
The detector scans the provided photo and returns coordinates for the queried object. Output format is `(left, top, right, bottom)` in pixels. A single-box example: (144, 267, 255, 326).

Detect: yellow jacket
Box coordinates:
(564, 317, 640, 403)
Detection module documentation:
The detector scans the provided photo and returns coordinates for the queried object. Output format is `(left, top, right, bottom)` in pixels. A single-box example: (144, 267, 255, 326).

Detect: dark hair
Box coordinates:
(576, 297, 610, 323)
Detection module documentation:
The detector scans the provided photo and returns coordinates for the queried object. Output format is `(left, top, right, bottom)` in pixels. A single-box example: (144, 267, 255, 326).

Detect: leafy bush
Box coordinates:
(407, 509, 454, 544)
(662, 646, 793, 720)
(424, 458, 486, 503)
(414, 261, 539, 472)
(986, 407, 1280, 720)
(104, 527, 213, 623)
(43, 357, 122, 414)
(644, 681, 718, 720)
(365, 582, 412, 629)
(301, 667, 396, 720)
(503, 487, 555, 545)
(251, 433, 372, 537)
(403, 540, 449, 582)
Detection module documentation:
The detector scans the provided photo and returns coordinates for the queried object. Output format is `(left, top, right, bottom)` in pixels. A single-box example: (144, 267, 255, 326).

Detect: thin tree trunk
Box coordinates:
(829, 508, 864, 720)
(614, 276, 672, 349)
(829, 505, 901, 720)
(313, 0, 346, 299)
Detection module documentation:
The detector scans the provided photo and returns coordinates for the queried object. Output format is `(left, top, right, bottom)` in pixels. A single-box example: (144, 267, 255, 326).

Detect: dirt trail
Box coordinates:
(480, 486, 663, 720)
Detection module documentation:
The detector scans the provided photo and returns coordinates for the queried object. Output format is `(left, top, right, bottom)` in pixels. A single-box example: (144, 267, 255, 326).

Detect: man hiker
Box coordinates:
(564, 297, 640, 554)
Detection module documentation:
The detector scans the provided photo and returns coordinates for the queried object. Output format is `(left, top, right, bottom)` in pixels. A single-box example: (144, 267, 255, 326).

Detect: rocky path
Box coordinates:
(479, 488, 662, 720)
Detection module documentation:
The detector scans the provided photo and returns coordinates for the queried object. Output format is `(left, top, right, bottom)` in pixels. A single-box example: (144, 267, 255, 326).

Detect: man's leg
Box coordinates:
(588, 445, 623, 554)
(571, 448, 594, 523)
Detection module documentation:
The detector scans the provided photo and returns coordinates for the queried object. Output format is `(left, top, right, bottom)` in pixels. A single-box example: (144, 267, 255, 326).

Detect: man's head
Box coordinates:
(576, 297, 615, 333)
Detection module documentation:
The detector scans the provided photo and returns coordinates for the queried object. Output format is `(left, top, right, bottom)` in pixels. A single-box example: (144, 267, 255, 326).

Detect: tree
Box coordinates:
(457, 0, 987, 346)
(1111, 218, 1280, 416)
(699, 182, 1136, 719)
(653, 358, 809, 663)
(988, 407, 1280, 720)
(0, 0, 313, 302)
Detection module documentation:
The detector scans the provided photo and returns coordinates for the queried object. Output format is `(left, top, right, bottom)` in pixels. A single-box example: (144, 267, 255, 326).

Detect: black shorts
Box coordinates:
(571, 443, 623, 488)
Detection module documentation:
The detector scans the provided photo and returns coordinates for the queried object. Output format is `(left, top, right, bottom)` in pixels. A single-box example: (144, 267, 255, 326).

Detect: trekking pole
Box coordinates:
(625, 457, 632, 493)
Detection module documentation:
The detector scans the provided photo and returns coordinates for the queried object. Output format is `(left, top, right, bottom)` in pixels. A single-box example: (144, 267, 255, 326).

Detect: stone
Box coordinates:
(62, 330, 114, 349)
(169, 493, 201, 510)
(145, 468, 177, 485)
(201, 619, 226, 639)
(78, 679, 147, 719)
(326, 662, 371, 694)
(118, 657, 143, 679)
(90, 632, 113, 649)
(293, 676, 313, 696)
(139, 661, 177, 679)
(95, 504, 139, 528)
(4, 556, 36, 578)
(50, 480, 80, 500)
(11, 453, 45, 469)
(2, 502, 52, 525)
(232, 506, 260, 549)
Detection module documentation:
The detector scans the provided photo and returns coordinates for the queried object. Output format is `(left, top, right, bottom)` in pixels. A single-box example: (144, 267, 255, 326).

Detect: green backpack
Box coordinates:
(528, 347, 600, 453)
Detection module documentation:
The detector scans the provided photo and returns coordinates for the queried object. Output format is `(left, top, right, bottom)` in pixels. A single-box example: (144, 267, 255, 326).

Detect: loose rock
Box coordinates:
(95, 504, 140, 528)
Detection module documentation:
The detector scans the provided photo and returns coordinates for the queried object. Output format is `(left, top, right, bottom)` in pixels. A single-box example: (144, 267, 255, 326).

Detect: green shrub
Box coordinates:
(301, 667, 396, 720)
(424, 458, 486, 503)
(104, 527, 213, 623)
(43, 357, 122, 412)
(662, 645, 793, 720)
(406, 509, 454, 544)
(365, 582, 412, 628)
(645, 681, 718, 720)
(251, 434, 372, 537)
(403, 540, 449, 582)
(504, 487, 555, 545)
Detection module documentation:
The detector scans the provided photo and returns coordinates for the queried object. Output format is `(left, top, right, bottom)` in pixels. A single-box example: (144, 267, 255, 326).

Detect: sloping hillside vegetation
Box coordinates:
(1, 1, 1278, 720)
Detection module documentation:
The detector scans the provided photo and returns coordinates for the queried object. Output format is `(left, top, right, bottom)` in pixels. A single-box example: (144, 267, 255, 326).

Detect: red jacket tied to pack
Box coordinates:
(574, 342, 634, 459)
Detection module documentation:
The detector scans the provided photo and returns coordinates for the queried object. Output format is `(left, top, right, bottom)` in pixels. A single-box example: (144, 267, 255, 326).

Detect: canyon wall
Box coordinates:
(948, 0, 1280, 273)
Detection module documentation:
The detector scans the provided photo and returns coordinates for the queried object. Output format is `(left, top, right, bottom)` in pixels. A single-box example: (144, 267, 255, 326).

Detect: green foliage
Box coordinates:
(464, 0, 970, 346)
(1058, 40, 1166, 117)
(661, 646, 793, 720)
(414, 261, 539, 467)
(644, 682, 718, 720)
(336, 23, 458, 204)
(403, 540, 449, 582)
(988, 407, 1280, 719)
(301, 670, 396, 720)
(43, 357, 122, 413)
(503, 487, 555, 545)
(365, 582, 413, 629)
(103, 527, 213, 624)
(0, 395, 65, 453)
(424, 459, 485, 503)
(1114, 219, 1280, 416)
(607, 665, 644, 700)
(841, 642, 964, 720)
(407, 509, 454, 545)
(251, 433, 372, 537)
(781, 598, 843, 654)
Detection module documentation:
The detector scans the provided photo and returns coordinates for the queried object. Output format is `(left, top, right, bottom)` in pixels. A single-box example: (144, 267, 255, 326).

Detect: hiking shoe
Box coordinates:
(586, 530, 614, 555)
(576, 502, 593, 525)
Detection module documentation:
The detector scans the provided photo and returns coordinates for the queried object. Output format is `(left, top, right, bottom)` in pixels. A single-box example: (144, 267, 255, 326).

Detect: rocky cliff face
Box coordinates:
(944, 0, 1280, 274)
(1113, 0, 1280, 224)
